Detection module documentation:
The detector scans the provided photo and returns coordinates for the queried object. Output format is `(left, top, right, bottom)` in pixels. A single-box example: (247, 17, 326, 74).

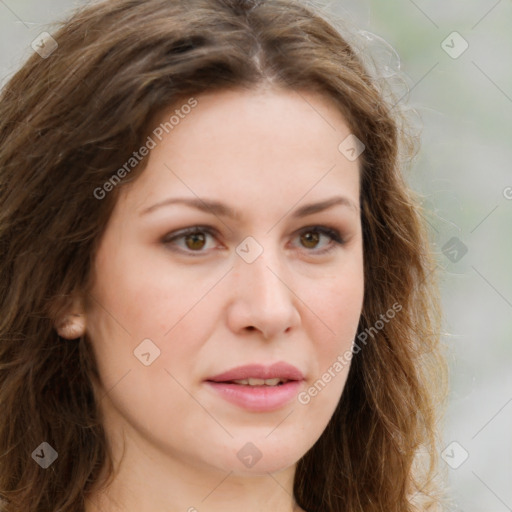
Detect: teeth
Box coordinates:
(231, 378, 289, 386)
(262, 378, 281, 386)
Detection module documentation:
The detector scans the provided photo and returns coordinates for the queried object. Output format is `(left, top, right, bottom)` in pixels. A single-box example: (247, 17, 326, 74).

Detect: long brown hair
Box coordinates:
(0, 0, 447, 510)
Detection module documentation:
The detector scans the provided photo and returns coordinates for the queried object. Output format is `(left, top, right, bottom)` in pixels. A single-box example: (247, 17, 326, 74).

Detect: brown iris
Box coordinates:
(300, 231, 320, 249)
(185, 232, 206, 250)
(183, 230, 322, 251)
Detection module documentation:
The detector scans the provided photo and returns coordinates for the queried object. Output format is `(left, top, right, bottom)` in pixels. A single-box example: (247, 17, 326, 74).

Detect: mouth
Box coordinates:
(204, 362, 305, 412)
(206, 361, 304, 383)
(207, 377, 295, 387)
(222, 377, 291, 386)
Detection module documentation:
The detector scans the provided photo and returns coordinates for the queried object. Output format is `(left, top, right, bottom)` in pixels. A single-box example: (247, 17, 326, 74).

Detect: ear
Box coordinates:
(54, 295, 86, 340)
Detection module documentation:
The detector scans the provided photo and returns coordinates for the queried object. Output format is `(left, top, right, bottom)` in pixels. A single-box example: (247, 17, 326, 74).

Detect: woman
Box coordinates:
(0, 0, 447, 510)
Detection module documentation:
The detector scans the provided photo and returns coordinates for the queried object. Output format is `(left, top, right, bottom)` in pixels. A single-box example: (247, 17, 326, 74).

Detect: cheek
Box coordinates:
(85, 256, 219, 444)
(308, 265, 364, 346)
(86, 243, 228, 397)
(299, 261, 364, 405)
(297, 275, 363, 422)
(89, 236, 222, 339)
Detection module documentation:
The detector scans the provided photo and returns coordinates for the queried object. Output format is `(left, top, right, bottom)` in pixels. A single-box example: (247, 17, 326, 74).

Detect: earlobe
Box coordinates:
(55, 313, 86, 340)
(54, 295, 86, 340)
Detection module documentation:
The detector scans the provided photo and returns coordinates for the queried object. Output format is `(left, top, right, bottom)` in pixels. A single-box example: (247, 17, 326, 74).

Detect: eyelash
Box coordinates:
(161, 225, 345, 257)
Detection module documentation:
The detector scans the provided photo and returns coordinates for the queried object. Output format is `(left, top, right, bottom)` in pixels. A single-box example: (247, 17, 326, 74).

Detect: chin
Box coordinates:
(219, 438, 307, 476)
(228, 456, 300, 477)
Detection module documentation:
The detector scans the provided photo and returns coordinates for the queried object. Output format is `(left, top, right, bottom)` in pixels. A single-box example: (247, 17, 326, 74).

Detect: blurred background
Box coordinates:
(1, 1, 510, 510)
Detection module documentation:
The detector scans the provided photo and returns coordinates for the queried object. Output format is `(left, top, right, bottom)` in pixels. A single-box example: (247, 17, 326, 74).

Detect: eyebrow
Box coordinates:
(139, 195, 359, 219)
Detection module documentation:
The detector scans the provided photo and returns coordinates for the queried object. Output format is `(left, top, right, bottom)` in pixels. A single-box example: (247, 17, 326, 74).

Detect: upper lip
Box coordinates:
(206, 362, 305, 382)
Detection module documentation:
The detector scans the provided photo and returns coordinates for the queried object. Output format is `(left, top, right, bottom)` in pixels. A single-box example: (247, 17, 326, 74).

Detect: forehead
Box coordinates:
(121, 87, 361, 217)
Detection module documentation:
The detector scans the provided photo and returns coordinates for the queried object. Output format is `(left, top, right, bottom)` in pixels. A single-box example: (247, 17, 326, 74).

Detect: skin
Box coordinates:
(75, 87, 364, 512)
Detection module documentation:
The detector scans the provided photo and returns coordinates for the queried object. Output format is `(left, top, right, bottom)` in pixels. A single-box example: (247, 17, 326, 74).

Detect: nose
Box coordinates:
(225, 246, 301, 340)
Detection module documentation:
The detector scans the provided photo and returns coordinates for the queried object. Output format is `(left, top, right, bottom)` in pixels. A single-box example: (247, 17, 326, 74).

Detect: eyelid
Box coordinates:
(162, 225, 218, 242)
(161, 224, 346, 256)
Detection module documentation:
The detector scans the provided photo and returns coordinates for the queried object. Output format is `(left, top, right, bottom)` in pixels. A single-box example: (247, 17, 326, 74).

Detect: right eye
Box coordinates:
(161, 226, 220, 255)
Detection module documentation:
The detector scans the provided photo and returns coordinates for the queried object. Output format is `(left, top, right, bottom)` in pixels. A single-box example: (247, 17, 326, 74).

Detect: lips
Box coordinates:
(205, 362, 305, 412)
(206, 362, 304, 383)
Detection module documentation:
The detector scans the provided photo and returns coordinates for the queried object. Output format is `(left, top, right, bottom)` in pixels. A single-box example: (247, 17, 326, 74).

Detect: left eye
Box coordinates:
(293, 226, 344, 254)
(162, 226, 344, 255)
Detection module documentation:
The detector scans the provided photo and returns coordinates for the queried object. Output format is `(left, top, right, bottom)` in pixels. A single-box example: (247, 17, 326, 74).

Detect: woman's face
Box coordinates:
(85, 87, 364, 477)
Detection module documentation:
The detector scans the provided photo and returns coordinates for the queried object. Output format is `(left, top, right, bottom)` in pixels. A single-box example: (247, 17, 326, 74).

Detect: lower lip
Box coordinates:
(205, 381, 303, 412)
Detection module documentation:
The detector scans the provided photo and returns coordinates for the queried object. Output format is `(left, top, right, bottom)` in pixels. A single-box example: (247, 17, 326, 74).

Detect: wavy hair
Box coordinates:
(0, 0, 447, 510)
